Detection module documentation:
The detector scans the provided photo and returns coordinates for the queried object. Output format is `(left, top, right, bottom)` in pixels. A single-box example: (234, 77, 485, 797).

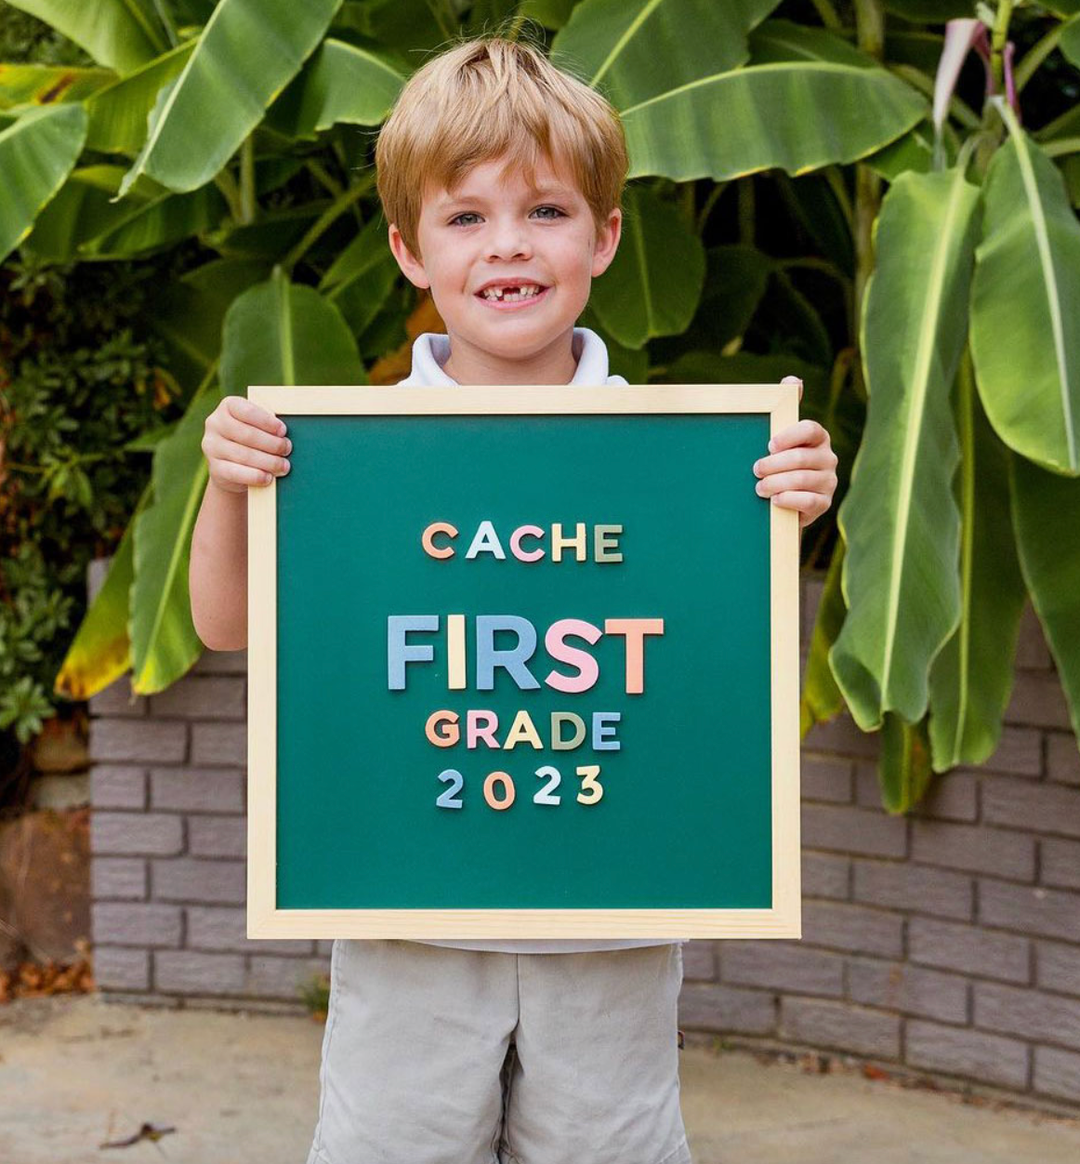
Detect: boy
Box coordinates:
(191, 34, 837, 1164)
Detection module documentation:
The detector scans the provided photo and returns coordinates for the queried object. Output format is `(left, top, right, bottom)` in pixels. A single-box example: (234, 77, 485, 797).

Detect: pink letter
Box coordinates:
(544, 619, 602, 693)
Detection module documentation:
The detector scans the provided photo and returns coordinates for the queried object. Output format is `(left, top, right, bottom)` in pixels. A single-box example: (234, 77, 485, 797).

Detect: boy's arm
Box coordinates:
(189, 479, 249, 651)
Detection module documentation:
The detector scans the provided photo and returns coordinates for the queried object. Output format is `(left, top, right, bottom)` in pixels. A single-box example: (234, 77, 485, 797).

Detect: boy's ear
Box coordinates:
(591, 207, 622, 279)
(388, 223, 430, 290)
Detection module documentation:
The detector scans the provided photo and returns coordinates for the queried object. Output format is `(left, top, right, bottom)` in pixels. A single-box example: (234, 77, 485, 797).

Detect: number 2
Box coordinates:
(436, 768, 464, 809)
(533, 765, 562, 805)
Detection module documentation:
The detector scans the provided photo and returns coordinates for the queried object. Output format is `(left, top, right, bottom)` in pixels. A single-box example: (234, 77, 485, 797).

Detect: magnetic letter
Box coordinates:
(551, 522, 587, 562)
(510, 524, 545, 562)
(387, 615, 439, 690)
(466, 520, 506, 560)
(426, 710, 460, 747)
(503, 710, 543, 750)
(422, 521, 457, 559)
(594, 524, 623, 562)
(603, 618, 664, 694)
(476, 615, 540, 691)
(592, 711, 622, 751)
(550, 712, 586, 751)
(467, 710, 500, 749)
(447, 613, 466, 690)
(544, 619, 602, 693)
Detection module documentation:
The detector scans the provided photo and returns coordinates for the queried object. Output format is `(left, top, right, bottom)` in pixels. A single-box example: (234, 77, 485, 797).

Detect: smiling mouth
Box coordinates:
(475, 284, 551, 310)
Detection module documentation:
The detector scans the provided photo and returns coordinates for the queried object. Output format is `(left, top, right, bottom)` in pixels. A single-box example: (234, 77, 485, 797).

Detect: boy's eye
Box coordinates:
(448, 206, 565, 226)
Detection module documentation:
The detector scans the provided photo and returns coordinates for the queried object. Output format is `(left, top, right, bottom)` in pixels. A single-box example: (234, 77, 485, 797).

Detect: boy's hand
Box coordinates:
(752, 376, 837, 529)
(202, 395, 292, 494)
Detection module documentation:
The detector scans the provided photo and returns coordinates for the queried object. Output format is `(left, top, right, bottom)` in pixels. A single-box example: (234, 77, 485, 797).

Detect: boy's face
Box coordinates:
(388, 153, 621, 378)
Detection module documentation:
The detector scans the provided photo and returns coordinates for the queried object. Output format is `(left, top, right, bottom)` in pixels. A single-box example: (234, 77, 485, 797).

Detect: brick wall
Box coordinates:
(87, 562, 1080, 1109)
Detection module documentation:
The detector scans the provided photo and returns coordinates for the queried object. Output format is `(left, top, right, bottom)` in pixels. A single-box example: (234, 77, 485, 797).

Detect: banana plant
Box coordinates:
(0, 0, 1075, 810)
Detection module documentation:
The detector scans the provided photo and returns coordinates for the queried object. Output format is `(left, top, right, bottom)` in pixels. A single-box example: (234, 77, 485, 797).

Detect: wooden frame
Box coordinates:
(246, 384, 801, 940)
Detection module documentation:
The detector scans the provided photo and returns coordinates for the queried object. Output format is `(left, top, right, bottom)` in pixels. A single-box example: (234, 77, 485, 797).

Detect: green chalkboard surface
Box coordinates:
(247, 384, 801, 940)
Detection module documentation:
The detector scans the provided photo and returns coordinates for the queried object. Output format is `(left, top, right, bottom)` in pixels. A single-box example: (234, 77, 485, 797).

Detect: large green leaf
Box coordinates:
(970, 108, 1080, 476)
(3, 0, 168, 73)
(587, 184, 704, 349)
(927, 346, 1026, 770)
(551, 0, 779, 106)
(116, 0, 342, 199)
(1009, 452, 1080, 748)
(614, 19, 926, 182)
(1059, 14, 1080, 70)
(800, 535, 847, 737)
(320, 215, 400, 337)
(130, 383, 221, 693)
(85, 40, 196, 154)
(53, 482, 152, 701)
(877, 711, 934, 815)
(265, 38, 405, 139)
(0, 64, 115, 110)
(0, 103, 87, 262)
(831, 165, 981, 731)
(220, 266, 366, 397)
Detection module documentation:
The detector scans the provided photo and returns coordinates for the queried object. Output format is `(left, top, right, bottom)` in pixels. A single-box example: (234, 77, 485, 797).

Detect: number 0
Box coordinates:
(483, 770, 516, 810)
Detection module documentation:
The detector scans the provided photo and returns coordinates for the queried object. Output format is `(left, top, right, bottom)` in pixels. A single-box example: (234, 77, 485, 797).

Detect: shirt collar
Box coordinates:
(401, 326, 611, 386)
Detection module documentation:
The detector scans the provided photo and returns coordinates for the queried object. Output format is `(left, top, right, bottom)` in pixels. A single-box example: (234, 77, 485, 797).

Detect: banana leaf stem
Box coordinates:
(1014, 22, 1063, 93)
(280, 176, 374, 272)
(239, 138, 256, 225)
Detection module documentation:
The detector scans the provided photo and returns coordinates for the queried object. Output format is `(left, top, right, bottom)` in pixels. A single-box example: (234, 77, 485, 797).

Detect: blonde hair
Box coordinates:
(375, 32, 629, 259)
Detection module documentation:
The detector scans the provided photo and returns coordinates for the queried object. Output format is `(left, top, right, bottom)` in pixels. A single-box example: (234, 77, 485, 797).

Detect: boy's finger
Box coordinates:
(768, 418, 826, 453)
(227, 394, 287, 435)
(780, 374, 804, 403)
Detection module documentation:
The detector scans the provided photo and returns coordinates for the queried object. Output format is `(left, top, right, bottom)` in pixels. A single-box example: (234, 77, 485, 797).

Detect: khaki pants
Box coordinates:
(305, 939, 691, 1164)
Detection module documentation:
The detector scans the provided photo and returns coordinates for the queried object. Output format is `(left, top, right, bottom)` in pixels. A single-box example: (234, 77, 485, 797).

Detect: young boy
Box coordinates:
(191, 34, 837, 1164)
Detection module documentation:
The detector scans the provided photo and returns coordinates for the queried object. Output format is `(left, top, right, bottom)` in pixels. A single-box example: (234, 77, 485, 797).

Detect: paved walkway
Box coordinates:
(1, 994, 1079, 1163)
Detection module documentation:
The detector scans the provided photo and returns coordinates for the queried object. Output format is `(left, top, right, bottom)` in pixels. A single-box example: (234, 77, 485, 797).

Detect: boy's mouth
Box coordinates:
(474, 282, 550, 310)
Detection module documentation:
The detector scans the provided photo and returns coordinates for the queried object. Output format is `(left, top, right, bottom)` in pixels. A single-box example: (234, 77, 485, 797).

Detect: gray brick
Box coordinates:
(678, 983, 775, 1034)
(188, 816, 245, 858)
(90, 766, 147, 810)
(246, 955, 329, 999)
(853, 859, 973, 920)
(906, 1020, 1029, 1089)
(847, 958, 968, 1023)
(982, 776, 1080, 839)
(801, 755, 853, 803)
(908, 917, 1030, 984)
(148, 676, 245, 720)
(1005, 671, 1071, 730)
(150, 767, 244, 813)
(802, 804, 907, 858)
(154, 949, 246, 995)
(802, 852, 850, 900)
(88, 676, 148, 718)
(911, 819, 1035, 881)
(1035, 1046, 1080, 1103)
(190, 722, 246, 766)
(975, 982, 1080, 1052)
(979, 879, 1080, 941)
(91, 857, 147, 901)
(93, 902, 181, 947)
(1047, 732, 1080, 787)
(722, 940, 843, 996)
(193, 648, 247, 675)
(906, 770, 978, 823)
(89, 718, 187, 763)
(1015, 601, 1053, 670)
(91, 811, 183, 856)
(779, 998, 900, 1059)
(152, 858, 245, 904)
(92, 946, 150, 991)
(316, 940, 335, 957)
(1042, 838, 1080, 890)
(802, 901, 903, 957)
(802, 713, 880, 758)
(186, 906, 312, 956)
(681, 940, 716, 981)
(1037, 942, 1080, 996)
(982, 725, 1043, 778)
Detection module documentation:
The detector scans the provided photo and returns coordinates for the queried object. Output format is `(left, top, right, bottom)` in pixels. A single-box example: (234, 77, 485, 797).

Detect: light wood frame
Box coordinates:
(246, 384, 801, 940)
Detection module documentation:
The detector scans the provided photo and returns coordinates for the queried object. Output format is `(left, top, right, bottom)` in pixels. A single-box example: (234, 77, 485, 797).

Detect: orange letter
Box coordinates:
(603, 618, 664, 694)
(422, 521, 458, 559)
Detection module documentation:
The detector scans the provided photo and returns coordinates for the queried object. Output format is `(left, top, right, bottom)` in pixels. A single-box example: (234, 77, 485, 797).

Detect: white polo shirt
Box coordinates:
(395, 327, 680, 954)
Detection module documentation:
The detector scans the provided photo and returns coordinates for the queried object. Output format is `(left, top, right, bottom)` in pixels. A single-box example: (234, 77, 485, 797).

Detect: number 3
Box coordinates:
(576, 764, 603, 805)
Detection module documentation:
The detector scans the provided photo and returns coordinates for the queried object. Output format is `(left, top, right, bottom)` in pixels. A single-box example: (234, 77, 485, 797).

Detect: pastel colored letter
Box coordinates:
(603, 618, 664, 694)
(387, 615, 439, 690)
(592, 711, 622, 750)
(476, 615, 540, 691)
(466, 520, 506, 560)
(422, 521, 457, 559)
(426, 710, 460, 747)
(510, 524, 545, 562)
(544, 619, 602, 693)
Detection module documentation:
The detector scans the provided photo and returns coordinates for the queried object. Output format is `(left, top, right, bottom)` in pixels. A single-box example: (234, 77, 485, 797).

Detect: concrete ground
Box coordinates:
(2, 994, 1079, 1163)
